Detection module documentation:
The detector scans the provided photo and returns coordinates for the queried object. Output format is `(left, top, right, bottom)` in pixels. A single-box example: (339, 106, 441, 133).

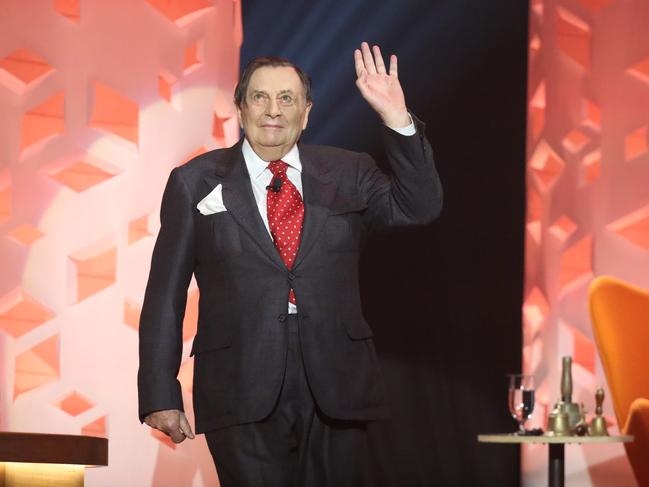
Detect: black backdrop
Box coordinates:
(241, 1, 528, 485)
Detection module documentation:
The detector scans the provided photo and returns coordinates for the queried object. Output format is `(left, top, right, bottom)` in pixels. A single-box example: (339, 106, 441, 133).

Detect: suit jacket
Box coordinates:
(138, 116, 442, 433)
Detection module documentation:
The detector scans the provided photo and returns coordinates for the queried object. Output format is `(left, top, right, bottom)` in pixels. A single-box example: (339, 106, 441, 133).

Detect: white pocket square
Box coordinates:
(197, 184, 227, 215)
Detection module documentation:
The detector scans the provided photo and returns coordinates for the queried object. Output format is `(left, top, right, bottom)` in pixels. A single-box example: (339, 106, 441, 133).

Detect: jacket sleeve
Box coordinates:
(357, 114, 443, 231)
(137, 168, 196, 422)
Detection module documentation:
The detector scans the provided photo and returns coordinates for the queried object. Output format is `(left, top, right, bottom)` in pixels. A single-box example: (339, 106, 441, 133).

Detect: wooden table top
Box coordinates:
(0, 432, 108, 466)
(478, 433, 633, 444)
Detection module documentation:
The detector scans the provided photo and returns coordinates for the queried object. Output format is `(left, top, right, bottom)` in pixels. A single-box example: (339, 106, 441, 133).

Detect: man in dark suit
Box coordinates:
(138, 42, 442, 486)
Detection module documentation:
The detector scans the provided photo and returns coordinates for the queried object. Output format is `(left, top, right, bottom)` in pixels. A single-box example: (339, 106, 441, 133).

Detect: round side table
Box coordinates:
(0, 432, 108, 487)
(478, 433, 633, 487)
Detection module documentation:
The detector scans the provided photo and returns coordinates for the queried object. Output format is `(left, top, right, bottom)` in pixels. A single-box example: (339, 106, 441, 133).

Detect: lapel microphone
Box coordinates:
(266, 177, 283, 193)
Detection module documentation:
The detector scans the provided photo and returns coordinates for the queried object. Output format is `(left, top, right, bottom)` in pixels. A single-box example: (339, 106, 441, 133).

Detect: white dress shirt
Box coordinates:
(241, 119, 416, 313)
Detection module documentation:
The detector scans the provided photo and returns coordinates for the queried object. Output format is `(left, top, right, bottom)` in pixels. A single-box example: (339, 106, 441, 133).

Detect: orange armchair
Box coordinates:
(589, 276, 649, 487)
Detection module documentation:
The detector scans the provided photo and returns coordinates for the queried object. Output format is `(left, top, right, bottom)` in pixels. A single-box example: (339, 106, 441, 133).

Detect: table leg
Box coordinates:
(548, 443, 565, 487)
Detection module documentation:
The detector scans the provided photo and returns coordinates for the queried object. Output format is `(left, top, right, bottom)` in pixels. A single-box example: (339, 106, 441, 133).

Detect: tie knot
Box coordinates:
(268, 160, 288, 175)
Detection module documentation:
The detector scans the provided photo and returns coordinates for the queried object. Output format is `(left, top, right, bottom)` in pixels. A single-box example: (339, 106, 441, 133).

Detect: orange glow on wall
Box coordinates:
(50, 160, 119, 193)
(523, 287, 549, 337)
(549, 216, 577, 243)
(555, 8, 591, 69)
(562, 128, 591, 154)
(82, 415, 107, 438)
(528, 141, 565, 191)
(20, 91, 65, 151)
(583, 100, 601, 128)
(625, 126, 648, 162)
(559, 236, 593, 288)
(581, 150, 601, 184)
(528, 189, 542, 223)
(608, 206, 649, 251)
(145, 0, 213, 26)
(0, 48, 54, 91)
(89, 81, 139, 145)
(123, 299, 142, 332)
(179, 360, 194, 394)
(576, 0, 613, 9)
(184, 42, 203, 73)
(0, 290, 54, 338)
(1, 1, 241, 485)
(53, 0, 80, 23)
(571, 326, 596, 375)
(628, 57, 649, 83)
(525, 0, 649, 484)
(528, 82, 545, 143)
(179, 146, 208, 166)
(55, 391, 95, 417)
(158, 71, 177, 103)
(69, 246, 117, 303)
(182, 289, 199, 342)
(128, 216, 152, 245)
(151, 427, 177, 450)
(0, 183, 10, 224)
(14, 335, 60, 399)
(6, 224, 44, 246)
(213, 112, 232, 146)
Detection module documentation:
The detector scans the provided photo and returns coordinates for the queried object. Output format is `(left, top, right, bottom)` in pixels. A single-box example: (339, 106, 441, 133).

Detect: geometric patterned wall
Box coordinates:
(524, 0, 649, 485)
(0, 1, 241, 485)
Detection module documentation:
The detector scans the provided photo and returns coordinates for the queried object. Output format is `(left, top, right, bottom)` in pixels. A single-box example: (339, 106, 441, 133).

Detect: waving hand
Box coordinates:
(354, 42, 411, 128)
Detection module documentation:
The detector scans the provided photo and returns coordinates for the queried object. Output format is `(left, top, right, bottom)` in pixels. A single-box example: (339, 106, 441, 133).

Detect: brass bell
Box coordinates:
(589, 387, 609, 436)
(547, 408, 571, 436)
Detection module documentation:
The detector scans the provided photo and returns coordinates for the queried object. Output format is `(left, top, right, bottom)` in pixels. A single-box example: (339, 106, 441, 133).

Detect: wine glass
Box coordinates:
(508, 374, 535, 434)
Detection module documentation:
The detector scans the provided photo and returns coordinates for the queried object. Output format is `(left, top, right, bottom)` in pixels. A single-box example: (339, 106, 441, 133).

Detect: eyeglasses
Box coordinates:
(247, 91, 301, 108)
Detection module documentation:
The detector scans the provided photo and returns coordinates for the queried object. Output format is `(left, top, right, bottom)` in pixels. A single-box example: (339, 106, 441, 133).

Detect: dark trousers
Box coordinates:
(205, 314, 368, 487)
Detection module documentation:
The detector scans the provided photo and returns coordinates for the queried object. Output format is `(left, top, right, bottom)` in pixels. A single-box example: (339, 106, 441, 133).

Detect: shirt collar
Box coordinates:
(242, 138, 302, 180)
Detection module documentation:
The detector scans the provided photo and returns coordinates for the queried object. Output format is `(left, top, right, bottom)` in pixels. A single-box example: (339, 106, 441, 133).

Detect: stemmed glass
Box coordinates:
(508, 374, 535, 434)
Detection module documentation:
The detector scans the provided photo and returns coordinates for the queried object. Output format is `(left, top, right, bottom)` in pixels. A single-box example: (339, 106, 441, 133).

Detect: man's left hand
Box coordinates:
(144, 409, 195, 444)
(354, 42, 410, 129)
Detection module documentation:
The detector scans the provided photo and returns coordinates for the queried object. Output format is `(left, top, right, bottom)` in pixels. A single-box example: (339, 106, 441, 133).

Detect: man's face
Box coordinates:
(237, 66, 312, 159)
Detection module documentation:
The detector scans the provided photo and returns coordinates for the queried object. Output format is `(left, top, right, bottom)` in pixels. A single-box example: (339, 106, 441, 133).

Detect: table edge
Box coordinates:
(477, 433, 633, 444)
(0, 432, 108, 466)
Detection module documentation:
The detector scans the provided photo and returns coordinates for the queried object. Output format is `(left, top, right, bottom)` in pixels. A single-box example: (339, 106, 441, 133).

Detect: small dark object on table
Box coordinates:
(574, 422, 589, 436)
(518, 428, 544, 436)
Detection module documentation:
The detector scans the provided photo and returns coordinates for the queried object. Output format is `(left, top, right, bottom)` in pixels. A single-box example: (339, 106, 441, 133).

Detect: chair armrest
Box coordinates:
(624, 398, 649, 433)
(622, 398, 649, 487)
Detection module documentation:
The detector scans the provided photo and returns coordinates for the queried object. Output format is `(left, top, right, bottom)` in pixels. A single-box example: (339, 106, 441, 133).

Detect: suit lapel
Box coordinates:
(201, 142, 339, 271)
(203, 142, 285, 271)
(293, 147, 337, 269)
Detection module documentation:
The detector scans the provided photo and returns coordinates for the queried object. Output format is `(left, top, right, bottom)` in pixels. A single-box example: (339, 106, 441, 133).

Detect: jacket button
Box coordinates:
(278, 314, 287, 323)
(287, 272, 295, 280)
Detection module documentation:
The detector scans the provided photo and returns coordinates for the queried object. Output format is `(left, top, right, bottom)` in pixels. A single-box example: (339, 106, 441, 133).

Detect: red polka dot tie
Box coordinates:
(266, 160, 304, 304)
